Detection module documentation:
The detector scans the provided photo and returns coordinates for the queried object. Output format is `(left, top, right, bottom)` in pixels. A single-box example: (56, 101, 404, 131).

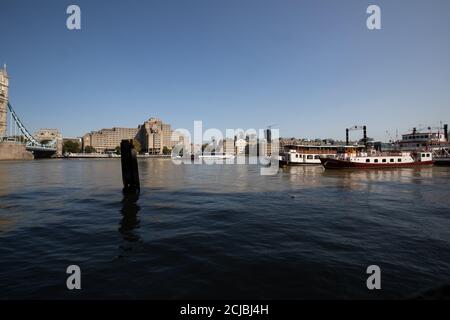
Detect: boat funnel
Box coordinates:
(363, 126, 367, 146)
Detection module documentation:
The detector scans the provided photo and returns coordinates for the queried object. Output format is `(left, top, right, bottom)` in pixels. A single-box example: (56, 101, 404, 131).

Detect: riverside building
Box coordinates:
(82, 127, 138, 153)
(136, 117, 173, 154)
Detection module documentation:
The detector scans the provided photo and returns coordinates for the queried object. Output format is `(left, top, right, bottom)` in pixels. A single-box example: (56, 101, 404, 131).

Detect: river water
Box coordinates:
(0, 159, 449, 299)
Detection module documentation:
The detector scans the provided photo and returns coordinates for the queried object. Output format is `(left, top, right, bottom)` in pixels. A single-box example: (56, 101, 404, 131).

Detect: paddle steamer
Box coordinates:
(320, 147, 433, 169)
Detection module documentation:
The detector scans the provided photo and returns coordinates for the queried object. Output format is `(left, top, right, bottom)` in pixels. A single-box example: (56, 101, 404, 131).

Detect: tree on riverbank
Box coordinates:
(132, 139, 141, 153)
(115, 140, 140, 155)
(63, 141, 81, 153)
(163, 146, 171, 155)
(84, 146, 96, 153)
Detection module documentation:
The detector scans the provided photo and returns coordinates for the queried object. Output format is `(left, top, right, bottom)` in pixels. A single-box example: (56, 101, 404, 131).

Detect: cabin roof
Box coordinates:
(283, 144, 365, 149)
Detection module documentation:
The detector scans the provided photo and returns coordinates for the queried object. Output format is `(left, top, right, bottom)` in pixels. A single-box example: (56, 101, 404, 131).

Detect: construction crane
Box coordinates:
(346, 125, 367, 146)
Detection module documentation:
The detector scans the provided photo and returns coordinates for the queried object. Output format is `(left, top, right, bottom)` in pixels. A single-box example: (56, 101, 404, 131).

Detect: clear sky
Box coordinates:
(1, 0, 450, 141)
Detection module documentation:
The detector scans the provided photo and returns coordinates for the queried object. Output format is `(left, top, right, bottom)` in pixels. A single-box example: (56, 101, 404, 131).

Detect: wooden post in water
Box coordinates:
(121, 139, 140, 194)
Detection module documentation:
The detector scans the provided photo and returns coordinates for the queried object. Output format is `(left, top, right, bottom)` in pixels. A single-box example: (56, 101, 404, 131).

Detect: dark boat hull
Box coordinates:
(320, 158, 434, 169)
(434, 158, 450, 166)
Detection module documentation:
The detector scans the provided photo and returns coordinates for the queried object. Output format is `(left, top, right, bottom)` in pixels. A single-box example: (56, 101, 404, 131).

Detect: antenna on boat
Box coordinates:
(386, 130, 395, 143)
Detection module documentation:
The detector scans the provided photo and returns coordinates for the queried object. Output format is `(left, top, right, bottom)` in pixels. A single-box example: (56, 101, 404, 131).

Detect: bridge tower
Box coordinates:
(0, 64, 9, 138)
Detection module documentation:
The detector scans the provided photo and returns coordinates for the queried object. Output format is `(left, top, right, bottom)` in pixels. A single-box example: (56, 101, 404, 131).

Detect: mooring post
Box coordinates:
(120, 139, 140, 194)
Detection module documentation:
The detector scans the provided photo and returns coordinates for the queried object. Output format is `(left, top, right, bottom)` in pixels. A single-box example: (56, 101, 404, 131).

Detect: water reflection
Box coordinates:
(320, 167, 433, 181)
(119, 193, 141, 242)
(1, 159, 450, 299)
(284, 165, 324, 186)
(281, 165, 439, 191)
(0, 216, 16, 234)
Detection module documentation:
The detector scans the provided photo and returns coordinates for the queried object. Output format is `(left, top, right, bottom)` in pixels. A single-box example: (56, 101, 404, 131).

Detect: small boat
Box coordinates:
(199, 154, 236, 160)
(63, 152, 118, 159)
(320, 151, 434, 169)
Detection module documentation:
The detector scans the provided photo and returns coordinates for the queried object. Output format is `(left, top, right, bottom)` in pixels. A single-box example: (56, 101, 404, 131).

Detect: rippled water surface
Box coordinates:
(1, 159, 449, 299)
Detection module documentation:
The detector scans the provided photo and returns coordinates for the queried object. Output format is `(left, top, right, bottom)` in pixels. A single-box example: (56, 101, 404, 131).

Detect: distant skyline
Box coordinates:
(1, 0, 450, 141)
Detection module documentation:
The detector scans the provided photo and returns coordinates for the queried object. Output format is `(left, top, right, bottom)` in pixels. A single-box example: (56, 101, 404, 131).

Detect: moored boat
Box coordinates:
(279, 144, 351, 166)
(199, 154, 236, 160)
(321, 151, 433, 169)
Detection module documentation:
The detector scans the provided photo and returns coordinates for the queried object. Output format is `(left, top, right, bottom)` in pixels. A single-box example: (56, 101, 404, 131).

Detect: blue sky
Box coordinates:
(1, 0, 450, 141)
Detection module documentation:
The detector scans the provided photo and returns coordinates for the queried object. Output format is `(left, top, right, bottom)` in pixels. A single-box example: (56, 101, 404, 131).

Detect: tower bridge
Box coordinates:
(0, 65, 57, 159)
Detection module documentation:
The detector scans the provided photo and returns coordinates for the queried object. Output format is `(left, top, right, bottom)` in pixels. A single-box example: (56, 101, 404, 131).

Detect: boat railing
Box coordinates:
(286, 150, 338, 155)
(367, 152, 404, 157)
(333, 151, 407, 160)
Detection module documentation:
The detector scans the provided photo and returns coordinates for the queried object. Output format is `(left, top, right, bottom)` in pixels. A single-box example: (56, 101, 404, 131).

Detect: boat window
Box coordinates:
(296, 154, 299, 158)
(315, 155, 320, 159)
(427, 154, 430, 157)
(398, 159, 402, 163)
(382, 159, 387, 163)
(390, 159, 394, 163)
(374, 159, 379, 163)
(307, 155, 313, 159)
(366, 159, 370, 163)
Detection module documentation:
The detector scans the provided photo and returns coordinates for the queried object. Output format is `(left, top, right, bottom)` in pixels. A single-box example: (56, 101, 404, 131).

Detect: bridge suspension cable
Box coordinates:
(7, 102, 56, 149)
